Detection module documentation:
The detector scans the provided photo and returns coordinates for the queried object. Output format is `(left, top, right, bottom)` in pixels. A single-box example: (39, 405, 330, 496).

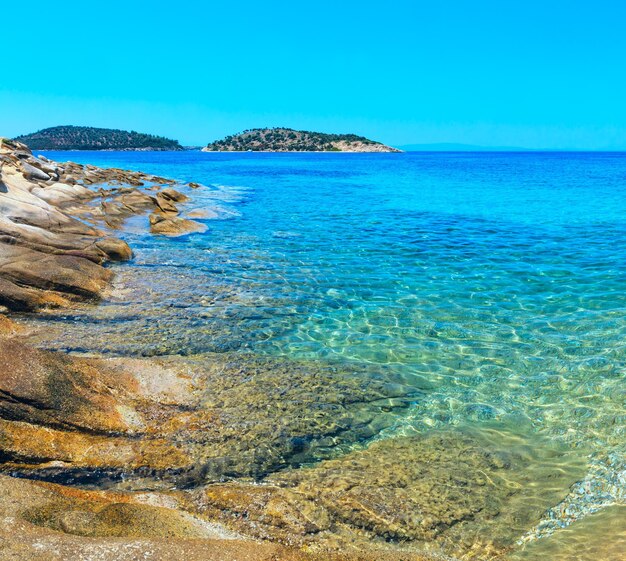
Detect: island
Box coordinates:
(14, 125, 183, 151)
(202, 128, 401, 152)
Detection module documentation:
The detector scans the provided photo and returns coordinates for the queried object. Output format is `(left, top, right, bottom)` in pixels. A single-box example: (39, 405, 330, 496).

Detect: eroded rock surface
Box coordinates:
(0, 138, 207, 311)
(0, 321, 419, 487)
(0, 475, 437, 561)
(185, 429, 584, 558)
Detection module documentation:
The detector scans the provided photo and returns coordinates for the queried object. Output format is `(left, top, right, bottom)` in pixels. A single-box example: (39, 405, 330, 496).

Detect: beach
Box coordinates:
(0, 141, 624, 560)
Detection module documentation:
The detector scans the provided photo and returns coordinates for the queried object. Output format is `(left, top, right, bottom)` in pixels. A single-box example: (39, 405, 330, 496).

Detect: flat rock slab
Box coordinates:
(0, 475, 434, 561)
(0, 337, 420, 486)
(187, 428, 585, 558)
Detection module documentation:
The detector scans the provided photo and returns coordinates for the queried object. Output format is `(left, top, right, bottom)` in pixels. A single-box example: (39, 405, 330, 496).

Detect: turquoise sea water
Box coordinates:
(30, 151, 626, 553)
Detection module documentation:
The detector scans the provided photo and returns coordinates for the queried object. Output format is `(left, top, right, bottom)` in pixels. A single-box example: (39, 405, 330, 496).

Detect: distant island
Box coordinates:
(203, 128, 401, 152)
(14, 126, 183, 151)
(398, 142, 533, 152)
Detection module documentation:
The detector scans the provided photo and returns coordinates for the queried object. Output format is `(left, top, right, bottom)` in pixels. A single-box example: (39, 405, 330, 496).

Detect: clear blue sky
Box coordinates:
(2, 0, 625, 149)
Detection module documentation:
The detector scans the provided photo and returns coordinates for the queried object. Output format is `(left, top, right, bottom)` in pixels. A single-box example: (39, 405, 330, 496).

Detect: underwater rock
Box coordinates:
(0, 338, 419, 487)
(186, 428, 585, 558)
(0, 473, 439, 560)
(511, 505, 626, 561)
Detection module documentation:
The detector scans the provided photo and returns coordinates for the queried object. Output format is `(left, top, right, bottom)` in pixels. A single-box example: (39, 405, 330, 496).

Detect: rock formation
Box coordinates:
(0, 138, 206, 311)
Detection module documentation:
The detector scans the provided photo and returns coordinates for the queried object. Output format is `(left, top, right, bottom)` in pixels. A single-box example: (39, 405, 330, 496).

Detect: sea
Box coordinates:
(27, 150, 626, 559)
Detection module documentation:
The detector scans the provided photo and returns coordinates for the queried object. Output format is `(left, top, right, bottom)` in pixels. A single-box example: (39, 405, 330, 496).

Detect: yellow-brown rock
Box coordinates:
(150, 213, 208, 236)
(0, 473, 434, 561)
(0, 139, 202, 311)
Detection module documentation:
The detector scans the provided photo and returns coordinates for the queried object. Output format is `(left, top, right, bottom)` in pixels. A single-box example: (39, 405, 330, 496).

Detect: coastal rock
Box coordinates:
(155, 191, 180, 214)
(95, 238, 134, 261)
(0, 244, 113, 299)
(0, 139, 200, 311)
(0, 215, 102, 262)
(31, 182, 94, 205)
(160, 188, 189, 203)
(0, 476, 432, 561)
(0, 340, 419, 487)
(20, 161, 51, 181)
(0, 276, 69, 311)
(188, 429, 584, 558)
(119, 190, 158, 211)
(0, 168, 97, 235)
(0, 313, 24, 336)
(150, 213, 207, 236)
(0, 338, 142, 435)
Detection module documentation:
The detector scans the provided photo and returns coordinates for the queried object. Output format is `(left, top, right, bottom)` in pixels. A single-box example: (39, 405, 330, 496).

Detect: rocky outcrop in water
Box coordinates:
(184, 429, 584, 558)
(0, 310, 583, 559)
(0, 475, 434, 561)
(0, 138, 206, 311)
(0, 314, 436, 560)
(0, 318, 419, 485)
(0, 315, 583, 559)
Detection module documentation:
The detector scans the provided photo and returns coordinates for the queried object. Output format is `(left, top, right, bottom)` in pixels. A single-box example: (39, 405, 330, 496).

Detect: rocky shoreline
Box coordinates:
(0, 138, 435, 560)
(0, 139, 591, 560)
(0, 138, 207, 311)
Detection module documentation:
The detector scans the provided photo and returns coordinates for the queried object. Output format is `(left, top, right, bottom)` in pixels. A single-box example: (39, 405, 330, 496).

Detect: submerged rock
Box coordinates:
(2, 475, 426, 561)
(0, 328, 436, 558)
(0, 329, 420, 487)
(510, 505, 626, 561)
(186, 428, 585, 558)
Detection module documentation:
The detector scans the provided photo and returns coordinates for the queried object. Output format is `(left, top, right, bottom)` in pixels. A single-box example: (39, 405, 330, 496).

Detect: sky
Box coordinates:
(1, 0, 625, 149)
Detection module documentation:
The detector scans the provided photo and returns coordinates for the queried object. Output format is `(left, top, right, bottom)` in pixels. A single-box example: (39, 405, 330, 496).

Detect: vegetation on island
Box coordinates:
(204, 128, 400, 152)
(14, 126, 183, 151)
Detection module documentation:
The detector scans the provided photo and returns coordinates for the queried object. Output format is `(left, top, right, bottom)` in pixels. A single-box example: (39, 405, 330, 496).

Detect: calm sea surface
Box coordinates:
(30, 151, 626, 556)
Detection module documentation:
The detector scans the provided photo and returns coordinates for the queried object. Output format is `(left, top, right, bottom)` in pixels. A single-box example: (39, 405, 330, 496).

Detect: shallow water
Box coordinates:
(24, 150, 626, 557)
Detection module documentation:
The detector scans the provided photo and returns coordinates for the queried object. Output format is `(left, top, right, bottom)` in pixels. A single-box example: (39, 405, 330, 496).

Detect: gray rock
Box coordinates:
(21, 161, 51, 181)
